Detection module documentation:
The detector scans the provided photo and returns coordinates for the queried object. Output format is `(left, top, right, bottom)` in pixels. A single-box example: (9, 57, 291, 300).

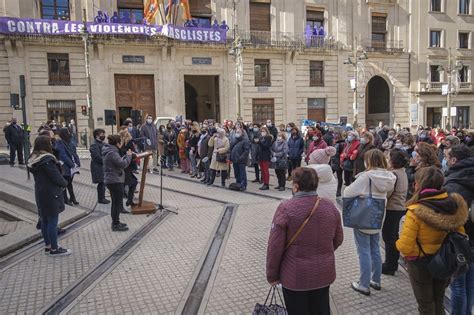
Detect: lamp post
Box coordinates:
(344, 37, 368, 128)
(229, 36, 243, 117)
(437, 48, 463, 131)
(81, 8, 94, 145)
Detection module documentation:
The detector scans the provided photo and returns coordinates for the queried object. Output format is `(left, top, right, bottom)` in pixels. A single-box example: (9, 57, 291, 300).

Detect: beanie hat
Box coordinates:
(309, 147, 337, 165)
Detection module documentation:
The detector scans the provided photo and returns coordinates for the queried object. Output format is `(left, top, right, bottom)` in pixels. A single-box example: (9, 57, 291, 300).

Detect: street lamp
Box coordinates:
(344, 38, 368, 128)
(229, 36, 243, 117)
(81, 8, 94, 146)
(437, 48, 463, 131)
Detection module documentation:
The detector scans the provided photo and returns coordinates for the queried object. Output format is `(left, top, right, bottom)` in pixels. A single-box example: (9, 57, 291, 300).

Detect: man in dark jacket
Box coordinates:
(230, 129, 251, 191)
(266, 119, 278, 141)
(443, 144, 474, 314)
(4, 117, 24, 166)
(140, 115, 159, 172)
(89, 128, 109, 204)
(198, 128, 211, 183)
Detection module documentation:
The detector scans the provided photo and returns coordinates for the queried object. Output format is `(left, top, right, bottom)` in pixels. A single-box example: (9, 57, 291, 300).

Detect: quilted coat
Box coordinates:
(266, 193, 344, 291)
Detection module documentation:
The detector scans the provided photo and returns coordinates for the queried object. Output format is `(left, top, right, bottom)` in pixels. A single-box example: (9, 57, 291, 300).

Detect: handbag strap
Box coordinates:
(285, 197, 321, 250)
(368, 178, 372, 198)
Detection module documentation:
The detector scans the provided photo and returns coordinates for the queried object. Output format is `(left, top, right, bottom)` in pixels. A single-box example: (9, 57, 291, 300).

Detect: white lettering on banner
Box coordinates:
(180, 29, 186, 39)
(103, 25, 110, 33)
(209, 31, 214, 41)
(64, 23, 70, 32)
(203, 31, 208, 41)
(17, 21, 25, 32)
(70, 23, 77, 33)
(215, 31, 221, 41)
(78, 24, 85, 33)
(132, 26, 139, 33)
(123, 25, 131, 33)
(90, 24, 98, 33)
(44, 22, 51, 33)
(150, 27, 157, 36)
(174, 28, 180, 39)
(117, 25, 123, 33)
(51, 23, 59, 33)
(35, 22, 42, 32)
(26, 21, 34, 33)
(196, 30, 202, 41)
(7, 21, 15, 32)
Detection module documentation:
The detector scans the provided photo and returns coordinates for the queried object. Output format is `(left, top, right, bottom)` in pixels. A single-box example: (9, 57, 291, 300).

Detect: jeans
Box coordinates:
(107, 183, 124, 225)
(41, 213, 59, 249)
(354, 229, 382, 289)
(9, 142, 24, 165)
(335, 169, 343, 194)
(407, 260, 449, 315)
(275, 169, 286, 188)
(233, 162, 247, 189)
(166, 154, 175, 170)
(189, 152, 197, 174)
(288, 158, 302, 177)
(97, 182, 106, 201)
(282, 286, 330, 315)
(451, 263, 474, 315)
(382, 210, 406, 272)
(344, 169, 354, 186)
(259, 160, 270, 185)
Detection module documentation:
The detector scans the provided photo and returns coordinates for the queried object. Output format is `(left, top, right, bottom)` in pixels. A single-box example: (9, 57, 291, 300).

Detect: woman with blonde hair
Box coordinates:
(344, 149, 396, 295)
(118, 127, 138, 208)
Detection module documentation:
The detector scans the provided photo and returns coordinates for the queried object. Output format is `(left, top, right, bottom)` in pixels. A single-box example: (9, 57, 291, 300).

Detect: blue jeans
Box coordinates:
(354, 229, 382, 289)
(233, 162, 247, 189)
(166, 154, 175, 169)
(41, 214, 59, 249)
(451, 263, 474, 315)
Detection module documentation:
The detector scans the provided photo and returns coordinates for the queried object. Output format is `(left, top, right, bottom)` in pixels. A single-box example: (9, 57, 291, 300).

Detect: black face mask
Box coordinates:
(63, 134, 72, 142)
(99, 135, 106, 141)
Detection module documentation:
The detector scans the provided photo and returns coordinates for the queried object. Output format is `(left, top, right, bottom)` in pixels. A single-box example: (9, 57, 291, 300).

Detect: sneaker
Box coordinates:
(351, 282, 370, 296)
(44, 247, 51, 255)
(49, 247, 72, 257)
(57, 227, 66, 235)
(370, 281, 381, 291)
(120, 209, 130, 214)
(98, 199, 110, 204)
(251, 179, 260, 183)
(240, 186, 247, 192)
(118, 222, 127, 227)
(273, 186, 280, 190)
(112, 224, 129, 232)
(259, 184, 269, 191)
(278, 187, 285, 191)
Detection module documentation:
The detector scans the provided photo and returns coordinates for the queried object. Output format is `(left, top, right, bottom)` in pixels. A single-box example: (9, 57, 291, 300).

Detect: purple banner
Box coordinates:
(0, 17, 227, 43)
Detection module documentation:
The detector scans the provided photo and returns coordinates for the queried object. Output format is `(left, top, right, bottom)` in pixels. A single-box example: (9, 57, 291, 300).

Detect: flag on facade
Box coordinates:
(180, 0, 192, 21)
(165, 0, 179, 23)
(144, 0, 158, 23)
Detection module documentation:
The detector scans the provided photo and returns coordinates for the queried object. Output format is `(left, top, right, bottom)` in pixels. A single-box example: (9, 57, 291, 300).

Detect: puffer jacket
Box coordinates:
(287, 135, 304, 160)
(340, 140, 360, 172)
(230, 137, 250, 165)
(353, 143, 375, 176)
(272, 139, 289, 161)
(305, 164, 337, 204)
(102, 143, 132, 184)
(396, 190, 467, 257)
(266, 193, 344, 291)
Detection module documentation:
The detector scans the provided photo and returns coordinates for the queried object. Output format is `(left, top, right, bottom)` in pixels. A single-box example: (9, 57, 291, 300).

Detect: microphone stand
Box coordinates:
(158, 155, 178, 215)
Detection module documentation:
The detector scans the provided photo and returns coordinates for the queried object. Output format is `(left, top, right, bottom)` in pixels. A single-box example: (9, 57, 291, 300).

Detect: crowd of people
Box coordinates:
(6, 113, 474, 313)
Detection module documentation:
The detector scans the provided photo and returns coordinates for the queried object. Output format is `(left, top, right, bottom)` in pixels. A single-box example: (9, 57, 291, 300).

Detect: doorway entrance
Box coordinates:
(184, 75, 220, 122)
(365, 76, 391, 127)
(114, 74, 155, 126)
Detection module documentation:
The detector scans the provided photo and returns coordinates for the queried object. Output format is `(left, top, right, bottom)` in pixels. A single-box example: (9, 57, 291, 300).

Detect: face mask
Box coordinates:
(286, 127, 291, 132)
(146, 119, 152, 124)
(203, 124, 208, 128)
(261, 132, 267, 137)
(442, 159, 448, 170)
(412, 151, 417, 159)
(347, 136, 354, 142)
(394, 143, 402, 149)
(235, 133, 242, 139)
(277, 136, 282, 141)
(360, 138, 367, 145)
(267, 123, 272, 127)
(128, 127, 133, 132)
(99, 135, 106, 141)
(388, 135, 394, 139)
(466, 136, 472, 142)
(313, 136, 319, 141)
(253, 127, 259, 132)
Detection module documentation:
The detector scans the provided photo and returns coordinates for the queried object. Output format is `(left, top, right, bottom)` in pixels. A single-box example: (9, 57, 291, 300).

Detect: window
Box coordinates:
(430, 30, 442, 47)
(372, 15, 387, 50)
(118, 0, 144, 24)
(189, 0, 212, 27)
(455, 106, 470, 129)
(459, 66, 469, 82)
(47, 100, 76, 126)
(309, 61, 324, 86)
(307, 98, 326, 122)
(459, 32, 469, 49)
(250, 1, 271, 32)
(252, 99, 275, 124)
(41, 0, 70, 20)
(254, 59, 271, 86)
(431, 0, 442, 12)
(306, 10, 324, 29)
(459, 0, 470, 14)
(47, 53, 70, 85)
(430, 65, 441, 82)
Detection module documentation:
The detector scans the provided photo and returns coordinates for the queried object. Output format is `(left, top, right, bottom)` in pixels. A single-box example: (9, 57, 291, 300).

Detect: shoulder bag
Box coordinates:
(286, 197, 321, 250)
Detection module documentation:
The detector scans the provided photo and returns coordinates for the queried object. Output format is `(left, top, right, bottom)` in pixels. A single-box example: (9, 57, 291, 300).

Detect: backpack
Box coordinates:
(417, 231, 473, 279)
(229, 182, 242, 191)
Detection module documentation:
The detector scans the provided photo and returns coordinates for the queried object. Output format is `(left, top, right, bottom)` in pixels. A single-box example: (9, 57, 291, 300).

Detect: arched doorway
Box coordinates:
(365, 76, 391, 127)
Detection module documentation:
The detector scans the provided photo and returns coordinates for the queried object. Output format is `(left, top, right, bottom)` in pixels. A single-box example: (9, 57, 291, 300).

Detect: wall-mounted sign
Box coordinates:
(258, 86, 269, 92)
(192, 57, 212, 65)
(123, 55, 145, 63)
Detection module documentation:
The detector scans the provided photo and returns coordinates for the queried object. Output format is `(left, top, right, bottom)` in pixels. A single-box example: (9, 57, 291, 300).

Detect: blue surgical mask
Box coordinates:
(128, 127, 133, 132)
(347, 136, 354, 142)
(360, 138, 367, 145)
(412, 151, 417, 159)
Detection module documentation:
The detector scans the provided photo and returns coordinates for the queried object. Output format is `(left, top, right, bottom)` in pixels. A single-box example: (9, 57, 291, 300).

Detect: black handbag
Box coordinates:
(253, 286, 287, 315)
(275, 159, 288, 170)
(342, 178, 386, 230)
(216, 153, 227, 163)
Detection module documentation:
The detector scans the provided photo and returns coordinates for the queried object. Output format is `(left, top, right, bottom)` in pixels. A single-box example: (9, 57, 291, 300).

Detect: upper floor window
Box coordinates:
(254, 59, 271, 86)
(47, 53, 70, 85)
(459, 32, 470, 49)
(306, 9, 324, 29)
(189, 0, 212, 27)
(309, 61, 324, 87)
(459, 0, 470, 14)
(459, 66, 469, 82)
(41, 0, 70, 20)
(430, 65, 441, 82)
(117, 0, 144, 24)
(250, 0, 271, 32)
(372, 15, 387, 50)
(430, 30, 442, 48)
(431, 0, 442, 12)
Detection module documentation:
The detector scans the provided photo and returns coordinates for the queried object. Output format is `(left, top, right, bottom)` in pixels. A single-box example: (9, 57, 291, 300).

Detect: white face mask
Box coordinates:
(146, 119, 152, 124)
(277, 136, 282, 141)
(313, 136, 318, 141)
(261, 132, 267, 136)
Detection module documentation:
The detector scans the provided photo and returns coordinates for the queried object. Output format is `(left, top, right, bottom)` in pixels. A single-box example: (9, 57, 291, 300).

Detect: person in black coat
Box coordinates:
(4, 117, 24, 166)
(266, 120, 278, 141)
(257, 127, 273, 190)
(119, 127, 139, 208)
(28, 136, 71, 256)
(230, 129, 251, 191)
(89, 128, 109, 204)
(55, 127, 81, 206)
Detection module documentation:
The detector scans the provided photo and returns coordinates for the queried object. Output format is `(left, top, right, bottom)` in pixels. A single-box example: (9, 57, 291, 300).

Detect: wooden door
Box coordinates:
(307, 98, 326, 122)
(115, 74, 155, 125)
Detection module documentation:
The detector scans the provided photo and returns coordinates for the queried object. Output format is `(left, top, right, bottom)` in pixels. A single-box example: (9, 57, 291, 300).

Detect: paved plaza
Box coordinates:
(0, 158, 423, 314)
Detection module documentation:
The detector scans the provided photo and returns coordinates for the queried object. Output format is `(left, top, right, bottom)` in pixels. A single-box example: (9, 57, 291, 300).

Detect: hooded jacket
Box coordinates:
(305, 164, 337, 204)
(396, 190, 467, 257)
(102, 144, 132, 184)
(28, 152, 68, 217)
(230, 136, 250, 165)
(343, 168, 396, 234)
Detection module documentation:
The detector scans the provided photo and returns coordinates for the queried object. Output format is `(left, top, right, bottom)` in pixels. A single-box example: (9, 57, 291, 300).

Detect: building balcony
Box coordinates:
(235, 30, 341, 50)
(362, 39, 404, 53)
(459, 82, 473, 91)
(365, 0, 398, 4)
(427, 82, 443, 91)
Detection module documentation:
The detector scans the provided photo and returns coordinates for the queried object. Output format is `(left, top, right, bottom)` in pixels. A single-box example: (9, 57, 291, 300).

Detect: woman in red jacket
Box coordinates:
(266, 167, 344, 315)
(305, 129, 327, 164)
(340, 130, 360, 186)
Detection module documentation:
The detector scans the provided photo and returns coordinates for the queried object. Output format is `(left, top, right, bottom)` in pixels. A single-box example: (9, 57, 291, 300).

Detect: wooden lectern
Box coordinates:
(131, 151, 157, 215)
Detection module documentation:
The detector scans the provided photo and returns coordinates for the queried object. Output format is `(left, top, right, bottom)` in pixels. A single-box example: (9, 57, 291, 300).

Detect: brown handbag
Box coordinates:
(285, 197, 321, 250)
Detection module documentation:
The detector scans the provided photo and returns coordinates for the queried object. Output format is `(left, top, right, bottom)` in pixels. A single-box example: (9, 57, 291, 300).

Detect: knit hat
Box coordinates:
(309, 147, 337, 165)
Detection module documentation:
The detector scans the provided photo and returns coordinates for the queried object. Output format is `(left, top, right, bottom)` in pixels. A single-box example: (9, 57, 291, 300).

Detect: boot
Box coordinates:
(259, 184, 269, 191)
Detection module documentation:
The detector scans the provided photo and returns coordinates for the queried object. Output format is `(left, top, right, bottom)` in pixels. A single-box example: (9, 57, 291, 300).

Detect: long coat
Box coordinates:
(28, 153, 68, 217)
(89, 139, 105, 184)
(102, 144, 132, 185)
(210, 136, 230, 171)
(55, 139, 80, 177)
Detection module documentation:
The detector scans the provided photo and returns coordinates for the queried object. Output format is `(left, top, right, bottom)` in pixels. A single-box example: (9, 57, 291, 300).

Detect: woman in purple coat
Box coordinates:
(266, 167, 344, 315)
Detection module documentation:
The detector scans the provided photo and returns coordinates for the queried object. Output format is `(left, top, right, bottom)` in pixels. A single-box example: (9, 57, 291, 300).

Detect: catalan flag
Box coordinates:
(180, 0, 192, 21)
(144, 0, 159, 23)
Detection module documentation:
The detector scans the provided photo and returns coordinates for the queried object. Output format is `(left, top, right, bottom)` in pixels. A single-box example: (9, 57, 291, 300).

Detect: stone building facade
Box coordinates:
(0, 0, 472, 146)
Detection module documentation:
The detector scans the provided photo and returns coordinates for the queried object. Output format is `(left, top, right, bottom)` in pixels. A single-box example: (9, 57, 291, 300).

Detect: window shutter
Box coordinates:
(250, 2, 271, 32)
(117, 0, 143, 9)
(189, 0, 211, 16)
(306, 10, 324, 21)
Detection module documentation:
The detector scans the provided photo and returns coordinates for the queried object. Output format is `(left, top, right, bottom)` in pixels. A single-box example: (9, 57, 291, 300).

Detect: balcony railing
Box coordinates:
(366, 0, 398, 4)
(459, 82, 473, 91)
(235, 30, 340, 50)
(428, 82, 443, 90)
(362, 39, 404, 53)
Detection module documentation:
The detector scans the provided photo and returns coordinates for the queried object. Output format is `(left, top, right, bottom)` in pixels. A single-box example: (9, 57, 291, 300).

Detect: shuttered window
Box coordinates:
(371, 15, 386, 50)
(250, 2, 271, 32)
(252, 99, 275, 124)
(117, 0, 143, 9)
(309, 61, 324, 86)
(306, 10, 324, 28)
(47, 53, 70, 86)
(47, 100, 77, 126)
(255, 59, 271, 86)
(189, 0, 211, 16)
(307, 98, 326, 122)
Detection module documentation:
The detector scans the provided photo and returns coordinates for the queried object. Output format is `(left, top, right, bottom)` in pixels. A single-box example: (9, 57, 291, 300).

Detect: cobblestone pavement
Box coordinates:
(0, 161, 423, 314)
